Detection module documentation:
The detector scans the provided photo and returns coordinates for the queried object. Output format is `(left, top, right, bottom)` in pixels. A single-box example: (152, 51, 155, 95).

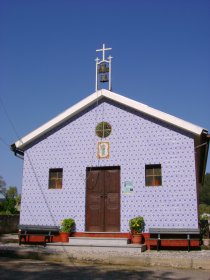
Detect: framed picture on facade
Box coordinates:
(123, 181, 134, 195)
(97, 142, 110, 159)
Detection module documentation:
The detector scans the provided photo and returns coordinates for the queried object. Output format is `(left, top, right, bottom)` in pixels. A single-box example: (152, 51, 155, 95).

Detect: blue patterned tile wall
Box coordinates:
(20, 98, 198, 232)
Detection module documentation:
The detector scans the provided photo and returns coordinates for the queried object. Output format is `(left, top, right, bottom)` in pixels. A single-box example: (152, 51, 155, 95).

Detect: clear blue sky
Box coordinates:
(0, 0, 210, 193)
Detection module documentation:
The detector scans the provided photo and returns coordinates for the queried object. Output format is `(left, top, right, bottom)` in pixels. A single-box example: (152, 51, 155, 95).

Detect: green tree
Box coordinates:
(199, 204, 210, 216)
(15, 194, 21, 205)
(2, 197, 17, 214)
(199, 173, 210, 216)
(199, 173, 210, 205)
(0, 179, 20, 214)
(0, 176, 6, 197)
(5, 186, 18, 199)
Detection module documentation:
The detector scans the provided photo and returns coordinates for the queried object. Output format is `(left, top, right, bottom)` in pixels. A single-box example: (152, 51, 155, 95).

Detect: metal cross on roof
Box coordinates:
(96, 43, 112, 61)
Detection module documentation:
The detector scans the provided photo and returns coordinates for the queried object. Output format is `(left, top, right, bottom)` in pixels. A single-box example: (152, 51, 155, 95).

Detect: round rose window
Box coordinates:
(95, 122, 112, 138)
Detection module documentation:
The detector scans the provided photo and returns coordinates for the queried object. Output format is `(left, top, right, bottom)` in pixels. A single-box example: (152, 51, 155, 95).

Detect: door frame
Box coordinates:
(85, 166, 121, 232)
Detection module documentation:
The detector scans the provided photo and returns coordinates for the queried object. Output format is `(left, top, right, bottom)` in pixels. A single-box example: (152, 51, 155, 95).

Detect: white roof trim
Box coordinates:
(14, 89, 205, 149)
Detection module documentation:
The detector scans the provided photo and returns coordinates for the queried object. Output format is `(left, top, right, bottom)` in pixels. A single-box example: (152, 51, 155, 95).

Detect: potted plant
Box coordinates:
(200, 215, 210, 246)
(129, 216, 144, 244)
(59, 218, 75, 242)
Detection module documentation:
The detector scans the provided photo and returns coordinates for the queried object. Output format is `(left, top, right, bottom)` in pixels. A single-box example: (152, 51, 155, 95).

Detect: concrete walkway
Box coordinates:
(0, 234, 210, 270)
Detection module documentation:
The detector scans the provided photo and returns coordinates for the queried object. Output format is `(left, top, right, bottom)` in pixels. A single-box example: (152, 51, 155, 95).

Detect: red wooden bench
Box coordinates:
(146, 228, 200, 251)
(18, 225, 59, 246)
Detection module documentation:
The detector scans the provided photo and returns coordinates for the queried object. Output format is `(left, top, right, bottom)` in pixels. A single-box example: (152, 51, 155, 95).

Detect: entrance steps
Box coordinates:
(68, 236, 146, 252)
(69, 237, 129, 246)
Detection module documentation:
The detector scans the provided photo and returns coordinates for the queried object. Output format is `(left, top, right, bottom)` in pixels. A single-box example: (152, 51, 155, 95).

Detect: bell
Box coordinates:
(100, 74, 109, 83)
(98, 63, 109, 73)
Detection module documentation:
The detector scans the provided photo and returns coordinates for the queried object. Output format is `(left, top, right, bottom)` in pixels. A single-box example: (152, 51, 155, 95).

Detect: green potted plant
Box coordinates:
(59, 218, 75, 242)
(200, 215, 209, 247)
(129, 216, 144, 244)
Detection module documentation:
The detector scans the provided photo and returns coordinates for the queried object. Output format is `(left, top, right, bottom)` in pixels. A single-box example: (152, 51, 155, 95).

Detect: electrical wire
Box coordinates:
(0, 94, 80, 266)
(0, 96, 21, 140)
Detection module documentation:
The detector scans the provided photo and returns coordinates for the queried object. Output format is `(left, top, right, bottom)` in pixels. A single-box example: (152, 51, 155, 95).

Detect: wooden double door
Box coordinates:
(86, 167, 120, 232)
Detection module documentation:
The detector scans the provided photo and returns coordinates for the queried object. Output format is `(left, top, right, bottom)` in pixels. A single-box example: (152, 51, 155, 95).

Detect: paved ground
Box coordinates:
(0, 257, 210, 280)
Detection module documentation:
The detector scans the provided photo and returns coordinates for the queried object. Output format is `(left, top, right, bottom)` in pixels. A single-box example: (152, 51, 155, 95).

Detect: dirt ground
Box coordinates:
(0, 257, 210, 280)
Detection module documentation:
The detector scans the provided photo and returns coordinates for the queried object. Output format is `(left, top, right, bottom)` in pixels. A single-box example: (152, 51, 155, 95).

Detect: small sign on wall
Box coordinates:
(97, 142, 110, 159)
(123, 181, 134, 194)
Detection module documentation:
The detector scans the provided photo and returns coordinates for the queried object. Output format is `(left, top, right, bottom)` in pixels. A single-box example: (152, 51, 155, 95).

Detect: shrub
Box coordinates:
(59, 218, 75, 233)
(129, 216, 144, 234)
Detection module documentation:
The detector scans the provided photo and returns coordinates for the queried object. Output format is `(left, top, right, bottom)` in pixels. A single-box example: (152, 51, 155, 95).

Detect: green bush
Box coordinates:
(0, 198, 19, 215)
(200, 215, 209, 239)
(129, 216, 144, 234)
(59, 218, 75, 233)
(199, 204, 210, 217)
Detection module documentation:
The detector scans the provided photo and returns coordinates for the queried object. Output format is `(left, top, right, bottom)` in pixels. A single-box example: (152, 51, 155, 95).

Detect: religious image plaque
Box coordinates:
(97, 142, 110, 159)
(123, 181, 134, 195)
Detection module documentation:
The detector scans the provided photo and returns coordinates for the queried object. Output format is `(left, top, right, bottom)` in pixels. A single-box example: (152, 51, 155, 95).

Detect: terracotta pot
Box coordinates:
(203, 239, 210, 246)
(132, 234, 142, 244)
(60, 232, 69, 243)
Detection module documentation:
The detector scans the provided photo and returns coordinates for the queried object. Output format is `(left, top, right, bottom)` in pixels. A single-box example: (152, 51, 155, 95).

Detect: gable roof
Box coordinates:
(12, 89, 207, 151)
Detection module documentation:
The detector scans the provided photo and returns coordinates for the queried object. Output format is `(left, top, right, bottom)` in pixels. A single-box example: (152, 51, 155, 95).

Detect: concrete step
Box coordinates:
(50, 241, 147, 253)
(69, 237, 129, 246)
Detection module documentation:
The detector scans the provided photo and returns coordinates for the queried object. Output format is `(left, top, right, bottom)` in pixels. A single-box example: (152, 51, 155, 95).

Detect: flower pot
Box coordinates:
(132, 234, 143, 244)
(203, 239, 210, 246)
(60, 232, 69, 243)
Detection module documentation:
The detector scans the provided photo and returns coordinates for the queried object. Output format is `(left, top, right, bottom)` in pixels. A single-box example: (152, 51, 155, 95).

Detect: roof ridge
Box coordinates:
(13, 89, 206, 150)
